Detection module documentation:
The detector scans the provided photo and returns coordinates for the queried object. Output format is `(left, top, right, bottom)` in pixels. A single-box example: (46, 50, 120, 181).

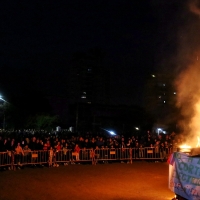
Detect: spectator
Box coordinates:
(74, 144, 80, 161)
(15, 142, 24, 169)
(96, 137, 104, 148)
(29, 137, 37, 151)
(84, 138, 90, 149)
(23, 144, 31, 164)
(154, 141, 160, 160)
(36, 139, 43, 150)
(90, 138, 96, 149)
(48, 147, 54, 167)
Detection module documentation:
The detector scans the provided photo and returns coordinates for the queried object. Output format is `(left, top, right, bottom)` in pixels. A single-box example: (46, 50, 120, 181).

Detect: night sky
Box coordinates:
(0, 1, 186, 106)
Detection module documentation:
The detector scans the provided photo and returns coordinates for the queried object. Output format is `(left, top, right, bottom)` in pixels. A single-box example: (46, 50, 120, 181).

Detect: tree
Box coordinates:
(26, 114, 59, 130)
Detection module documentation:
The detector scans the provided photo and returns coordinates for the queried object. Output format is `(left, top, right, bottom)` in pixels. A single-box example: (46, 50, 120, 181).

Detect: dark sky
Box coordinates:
(0, 0, 185, 106)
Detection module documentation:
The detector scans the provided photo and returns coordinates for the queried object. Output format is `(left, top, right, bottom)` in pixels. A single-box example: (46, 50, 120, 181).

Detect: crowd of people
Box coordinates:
(0, 129, 183, 170)
(0, 129, 180, 152)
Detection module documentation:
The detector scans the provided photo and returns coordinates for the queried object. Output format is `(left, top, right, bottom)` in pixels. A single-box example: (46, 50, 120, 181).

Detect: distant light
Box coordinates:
(157, 128, 162, 133)
(163, 84, 165, 86)
(152, 74, 155, 77)
(81, 95, 86, 99)
(159, 96, 161, 99)
(164, 101, 166, 103)
(174, 92, 176, 94)
(163, 131, 166, 134)
(87, 102, 91, 104)
(0, 95, 7, 102)
(108, 131, 116, 135)
(83, 92, 86, 94)
(100, 128, 117, 136)
(135, 127, 139, 130)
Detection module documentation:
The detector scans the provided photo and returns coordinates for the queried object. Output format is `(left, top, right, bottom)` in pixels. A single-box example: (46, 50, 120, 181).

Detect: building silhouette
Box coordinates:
(68, 50, 110, 105)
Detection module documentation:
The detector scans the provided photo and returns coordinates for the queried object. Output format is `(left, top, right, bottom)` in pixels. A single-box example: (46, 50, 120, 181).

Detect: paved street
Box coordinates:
(0, 161, 174, 200)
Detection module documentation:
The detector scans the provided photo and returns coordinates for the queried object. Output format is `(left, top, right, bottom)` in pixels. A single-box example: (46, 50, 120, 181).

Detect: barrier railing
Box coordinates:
(0, 147, 172, 169)
(0, 151, 12, 168)
(94, 148, 131, 163)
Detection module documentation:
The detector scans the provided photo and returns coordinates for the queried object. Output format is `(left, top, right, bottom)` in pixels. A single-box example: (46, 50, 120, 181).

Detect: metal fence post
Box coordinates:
(11, 151, 14, 170)
(130, 148, 132, 164)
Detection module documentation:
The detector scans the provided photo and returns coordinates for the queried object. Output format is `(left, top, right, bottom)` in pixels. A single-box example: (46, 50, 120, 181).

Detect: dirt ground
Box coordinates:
(0, 161, 174, 200)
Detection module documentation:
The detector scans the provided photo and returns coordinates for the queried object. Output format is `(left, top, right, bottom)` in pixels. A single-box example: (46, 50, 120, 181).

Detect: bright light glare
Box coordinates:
(180, 144, 191, 149)
(108, 131, 116, 135)
(101, 128, 116, 136)
(0, 96, 6, 102)
(135, 127, 139, 130)
(0, 96, 5, 101)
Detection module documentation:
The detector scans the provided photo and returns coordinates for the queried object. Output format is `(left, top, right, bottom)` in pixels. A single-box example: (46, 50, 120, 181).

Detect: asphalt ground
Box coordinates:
(0, 161, 174, 200)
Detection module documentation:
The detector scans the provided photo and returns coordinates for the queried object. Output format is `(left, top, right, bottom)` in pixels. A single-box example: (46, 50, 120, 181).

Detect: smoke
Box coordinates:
(174, 0, 200, 145)
(189, 0, 200, 16)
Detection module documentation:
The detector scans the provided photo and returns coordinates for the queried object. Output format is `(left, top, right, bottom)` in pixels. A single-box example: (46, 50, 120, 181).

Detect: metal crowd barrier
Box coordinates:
(94, 148, 131, 163)
(0, 152, 12, 168)
(13, 150, 49, 166)
(0, 147, 172, 169)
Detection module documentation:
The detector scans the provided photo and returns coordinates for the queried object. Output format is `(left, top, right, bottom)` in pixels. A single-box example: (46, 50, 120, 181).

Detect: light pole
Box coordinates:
(0, 95, 8, 130)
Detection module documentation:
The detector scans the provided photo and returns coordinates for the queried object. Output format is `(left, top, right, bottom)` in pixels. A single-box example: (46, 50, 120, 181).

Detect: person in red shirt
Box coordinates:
(56, 142, 61, 151)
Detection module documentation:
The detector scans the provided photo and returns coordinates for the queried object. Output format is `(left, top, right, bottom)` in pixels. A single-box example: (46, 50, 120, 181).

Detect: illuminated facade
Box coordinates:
(144, 73, 177, 131)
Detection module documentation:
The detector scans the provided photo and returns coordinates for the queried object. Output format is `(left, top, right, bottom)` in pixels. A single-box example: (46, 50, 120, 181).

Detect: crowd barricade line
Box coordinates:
(55, 149, 72, 164)
(79, 148, 93, 163)
(0, 147, 173, 170)
(50, 149, 94, 165)
(13, 150, 49, 167)
(94, 148, 132, 163)
(131, 147, 172, 160)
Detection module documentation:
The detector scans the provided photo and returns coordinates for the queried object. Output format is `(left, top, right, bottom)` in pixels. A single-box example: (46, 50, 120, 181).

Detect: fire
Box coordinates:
(180, 144, 191, 149)
(175, 59, 200, 148)
(179, 144, 192, 153)
(197, 136, 200, 147)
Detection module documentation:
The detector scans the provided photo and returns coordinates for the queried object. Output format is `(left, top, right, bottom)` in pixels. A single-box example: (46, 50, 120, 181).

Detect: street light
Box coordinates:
(0, 95, 8, 130)
(0, 95, 8, 103)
